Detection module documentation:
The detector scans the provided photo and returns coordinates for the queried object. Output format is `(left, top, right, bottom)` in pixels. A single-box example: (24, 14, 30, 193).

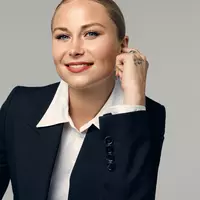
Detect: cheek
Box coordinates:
(88, 40, 118, 62)
(90, 42, 118, 76)
(52, 41, 65, 63)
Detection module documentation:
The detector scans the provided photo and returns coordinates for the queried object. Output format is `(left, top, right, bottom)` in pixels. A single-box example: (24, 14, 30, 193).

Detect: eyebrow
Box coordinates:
(53, 23, 106, 33)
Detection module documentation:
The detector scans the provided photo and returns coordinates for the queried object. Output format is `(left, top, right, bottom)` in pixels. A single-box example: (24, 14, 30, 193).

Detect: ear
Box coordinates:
(120, 36, 129, 52)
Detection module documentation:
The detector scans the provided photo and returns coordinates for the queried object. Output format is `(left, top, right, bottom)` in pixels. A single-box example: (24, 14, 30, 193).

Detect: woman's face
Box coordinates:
(52, 0, 123, 89)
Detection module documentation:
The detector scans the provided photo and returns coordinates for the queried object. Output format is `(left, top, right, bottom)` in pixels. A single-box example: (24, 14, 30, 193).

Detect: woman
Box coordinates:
(0, 0, 166, 200)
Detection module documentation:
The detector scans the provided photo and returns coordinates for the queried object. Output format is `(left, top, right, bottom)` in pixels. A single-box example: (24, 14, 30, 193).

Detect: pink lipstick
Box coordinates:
(65, 62, 93, 73)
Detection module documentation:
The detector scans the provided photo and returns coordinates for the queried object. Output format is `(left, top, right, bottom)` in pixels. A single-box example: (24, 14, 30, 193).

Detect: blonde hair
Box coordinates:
(51, 0, 126, 41)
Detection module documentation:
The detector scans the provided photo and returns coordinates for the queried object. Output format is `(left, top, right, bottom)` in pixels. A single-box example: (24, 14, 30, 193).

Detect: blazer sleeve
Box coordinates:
(99, 104, 166, 200)
(0, 86, 19, 199)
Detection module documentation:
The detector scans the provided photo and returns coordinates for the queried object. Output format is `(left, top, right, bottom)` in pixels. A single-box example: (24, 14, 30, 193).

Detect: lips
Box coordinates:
(65, 62, 93, 73)
(65, 62, 94, 68)
(66, 64, 92, 68)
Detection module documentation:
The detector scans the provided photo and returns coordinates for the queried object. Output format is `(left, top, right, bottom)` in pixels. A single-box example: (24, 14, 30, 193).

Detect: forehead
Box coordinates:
(53, 0, 114, 27)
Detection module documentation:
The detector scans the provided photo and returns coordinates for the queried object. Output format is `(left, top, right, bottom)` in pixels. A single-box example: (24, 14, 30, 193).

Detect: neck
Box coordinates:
(68, 74, 116, 128)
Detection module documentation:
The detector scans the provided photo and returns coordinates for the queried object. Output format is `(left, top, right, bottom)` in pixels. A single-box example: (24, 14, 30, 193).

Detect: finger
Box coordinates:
(116, 52, 127, 67)
(124, 49, 145, 63)
(116, 52, 141, 64)
(116, 52, 142, 72)
(122, 48, 146, 61)
(116, 52, 130, 73)
(115, 54, 125, 76)
(122, 47, 141, 54)
(130, 53, 145, 66)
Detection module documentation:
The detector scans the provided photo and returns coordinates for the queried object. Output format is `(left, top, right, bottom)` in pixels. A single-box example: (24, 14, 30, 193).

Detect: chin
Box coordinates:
(57, 67, 115, 90)
(62, 75, 98, 90)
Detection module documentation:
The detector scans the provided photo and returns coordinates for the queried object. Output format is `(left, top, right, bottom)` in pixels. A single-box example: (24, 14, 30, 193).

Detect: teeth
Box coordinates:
(68, 64, 91, 68)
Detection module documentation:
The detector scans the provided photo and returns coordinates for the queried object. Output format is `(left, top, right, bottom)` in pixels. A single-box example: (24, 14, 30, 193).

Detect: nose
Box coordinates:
(68, 39, 85, 57)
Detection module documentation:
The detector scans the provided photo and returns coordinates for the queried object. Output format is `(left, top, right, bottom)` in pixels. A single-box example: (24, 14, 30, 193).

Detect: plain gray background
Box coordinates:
(1, 0, 199, 199)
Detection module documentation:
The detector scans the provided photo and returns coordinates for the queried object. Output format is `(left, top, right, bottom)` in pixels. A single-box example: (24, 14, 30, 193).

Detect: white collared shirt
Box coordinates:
(36, 78, 145, 200)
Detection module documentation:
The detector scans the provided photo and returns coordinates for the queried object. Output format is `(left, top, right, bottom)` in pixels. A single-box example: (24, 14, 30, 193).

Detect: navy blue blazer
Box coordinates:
(0, 82, 166, 200)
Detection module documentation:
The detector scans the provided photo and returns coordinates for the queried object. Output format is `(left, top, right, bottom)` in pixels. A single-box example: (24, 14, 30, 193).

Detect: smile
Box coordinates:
(65, 62, 93, 73)
(66, 64, 93, 68)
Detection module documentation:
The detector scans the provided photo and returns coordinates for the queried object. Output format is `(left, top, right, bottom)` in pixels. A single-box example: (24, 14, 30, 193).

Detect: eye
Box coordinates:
(85, 31, 100, 37)
(55, 34, 69, 41)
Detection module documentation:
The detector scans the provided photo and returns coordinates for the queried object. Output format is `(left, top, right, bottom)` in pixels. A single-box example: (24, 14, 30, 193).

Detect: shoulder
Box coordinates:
(1, 82, 60, 116)
(7, 82, 59, 100)
(12, 82, 60, 98)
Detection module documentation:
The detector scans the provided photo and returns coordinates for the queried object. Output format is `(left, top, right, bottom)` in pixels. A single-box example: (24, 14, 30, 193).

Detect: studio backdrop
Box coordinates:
(0, 0, 199, 199)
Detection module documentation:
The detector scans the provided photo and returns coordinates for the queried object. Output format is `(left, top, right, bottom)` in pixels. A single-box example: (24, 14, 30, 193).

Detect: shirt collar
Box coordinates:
(36, 78, 123, 130)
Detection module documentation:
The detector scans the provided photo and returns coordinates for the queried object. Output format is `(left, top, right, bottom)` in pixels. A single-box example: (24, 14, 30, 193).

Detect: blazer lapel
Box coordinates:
(13, 82, 65, 200)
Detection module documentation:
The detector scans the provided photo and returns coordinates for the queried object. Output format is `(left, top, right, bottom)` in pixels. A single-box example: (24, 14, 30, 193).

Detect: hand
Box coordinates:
(115, 48, 149, 106)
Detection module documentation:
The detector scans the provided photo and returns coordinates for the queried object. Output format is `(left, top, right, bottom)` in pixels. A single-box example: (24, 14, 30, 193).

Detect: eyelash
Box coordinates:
(86, 31, 100, 37)
(56, 34, 69, 40)
(55, 31, 100, 40)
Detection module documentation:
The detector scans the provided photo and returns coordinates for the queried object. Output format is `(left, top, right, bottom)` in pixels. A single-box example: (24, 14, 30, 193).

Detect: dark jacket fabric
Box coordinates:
(0, 82, 166, 200)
